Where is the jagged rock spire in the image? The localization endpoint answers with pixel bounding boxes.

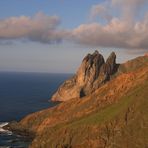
[101,52,116,75]
[76,50,105,85]
[51,51,117,102]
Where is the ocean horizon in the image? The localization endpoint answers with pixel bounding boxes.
[0,71,73,122]
[0,71,73,147]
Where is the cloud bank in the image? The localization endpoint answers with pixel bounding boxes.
[72,0,148,50]
[72,15,148,49]
[0,0,148,50]
[0,12,67,43]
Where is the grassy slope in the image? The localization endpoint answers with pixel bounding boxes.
[29,76,148,148]
[17,56,148,148]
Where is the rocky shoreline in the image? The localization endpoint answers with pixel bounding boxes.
[4,121,35,142]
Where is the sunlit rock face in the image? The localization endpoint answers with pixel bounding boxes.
[51,50,117,102]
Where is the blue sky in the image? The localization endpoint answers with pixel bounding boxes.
[0,0,100,28]
[0,0,147,73]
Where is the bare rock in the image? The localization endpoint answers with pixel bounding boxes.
[51,51,117,102]
[51,76,80,102]
[76,50,105,95]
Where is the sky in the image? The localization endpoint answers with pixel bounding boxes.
[0,0,148,73]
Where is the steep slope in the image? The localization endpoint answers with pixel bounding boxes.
[30,73,148,148]
[51,51,117,102]
[8,54,148,148]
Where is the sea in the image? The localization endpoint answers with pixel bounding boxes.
[0,72,73,148]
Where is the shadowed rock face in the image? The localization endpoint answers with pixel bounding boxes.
[104,52,116,75]
[51,51,117,102]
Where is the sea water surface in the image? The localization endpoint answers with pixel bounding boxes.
[0,72,73,148]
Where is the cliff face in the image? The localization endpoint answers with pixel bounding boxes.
[51,50,117,102]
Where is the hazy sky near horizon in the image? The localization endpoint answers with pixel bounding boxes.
[0,0,148,73]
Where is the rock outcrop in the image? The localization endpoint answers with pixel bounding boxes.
[51,50,117,102]
[17,55,148,148]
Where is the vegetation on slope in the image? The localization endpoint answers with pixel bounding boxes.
[29,70,148,148]
[9,56,148,148]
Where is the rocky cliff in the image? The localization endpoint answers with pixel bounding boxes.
[51,50,117,102]
[11,54,148,148]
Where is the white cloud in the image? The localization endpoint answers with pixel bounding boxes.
[90,4,112,21]
[0,12,67,43]
[0,0,148,51]
[112,0,148,21]
[71,0,148,50]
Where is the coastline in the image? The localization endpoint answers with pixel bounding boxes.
[0,121,34,148]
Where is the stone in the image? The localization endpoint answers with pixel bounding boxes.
[51,51,117,102]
